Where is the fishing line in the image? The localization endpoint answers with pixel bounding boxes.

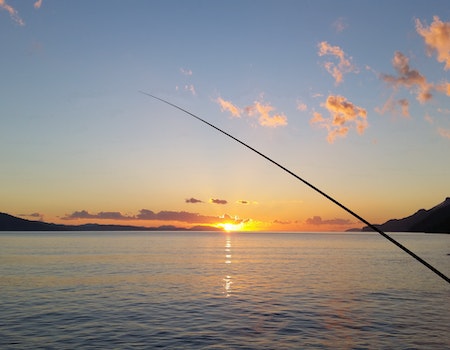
[140,91,450,284]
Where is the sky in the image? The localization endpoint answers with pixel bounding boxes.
[1,0,449,232]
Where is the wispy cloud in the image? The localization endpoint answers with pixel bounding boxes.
[376,96,410,118]
[296,100,308,112]
[180,68,193,76]
[62,210,134,220]
[185,84,196,96]
[381,51,432,103]
[437,127,450,139]
[19,212,44,221]
[306,216,352,226]
[0,0,25,25]
[245,100,288,127]
[63,209,221,224]
[416,16,450,70]
[216,95,288,127]
[34,0,43,9]
[317,41,357,85]
[332,17,348,33]
[185,197,203,204]
[310,95,368,143]
[210,198,228,205]
[216,97,242,117]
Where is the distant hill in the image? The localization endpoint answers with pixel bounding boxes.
[360,197,450,233]
[0,213,223,232]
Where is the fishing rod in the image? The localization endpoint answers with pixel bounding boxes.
[140,91,450,284]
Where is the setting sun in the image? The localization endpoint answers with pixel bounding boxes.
[219,223,243,232]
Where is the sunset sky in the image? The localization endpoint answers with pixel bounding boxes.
[1,1,449,231]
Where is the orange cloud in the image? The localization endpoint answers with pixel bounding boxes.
[381,51,432,103]
[34,0,43,9]
[311,95,368,143]
[216,97,242,117]
[217,96,287,127]
[416,16,450,70]
[317,41,357,85]
[0,0,24,25]
[246,101,288,127]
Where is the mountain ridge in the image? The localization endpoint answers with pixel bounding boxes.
[0,212,223,232]
[360,197,450,233]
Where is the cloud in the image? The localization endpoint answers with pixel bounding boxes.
[0,0,25,25]
[273,219,292,225]
[210,198,228,205]
[333,17,348,33]
[216,97,242,117]
[62,210,133,220]
[437,127,450,139]
[180,68,193,76]
[296,101,308,112]
[63,209,222,224]
[381,51,433,103]
[185,84,196,96]
[306,216,352,225]
[245,100,288,127]
[237,200,249,205]
[185,197,203,204]
[416,16,450,70]
[317,41,357,85]
[310,95,368,143]
[217,95,287,127]
[136,209,218,223]
[376,96,410,118]
[19,212,44,221]
[34,0,42,9]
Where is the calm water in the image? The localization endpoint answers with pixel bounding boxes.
[0,232,449,349]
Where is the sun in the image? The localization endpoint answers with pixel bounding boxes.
[219,223,243,232]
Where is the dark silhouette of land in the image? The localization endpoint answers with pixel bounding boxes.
[353,197,450,233]
[1,197,449,233]
[0,212,223,232]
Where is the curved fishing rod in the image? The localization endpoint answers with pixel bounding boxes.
[140,91,450,284]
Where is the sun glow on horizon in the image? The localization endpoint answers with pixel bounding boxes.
[219,222,244,232]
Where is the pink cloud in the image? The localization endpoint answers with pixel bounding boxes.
[376,96,410,118]
[311,95,368,143]
[416,16,450,70]
[34,0,43,9]
[306,216,352,225]
[317,41,357,85]
[332,17,348,33]
[296,101,307,112]
[180,68,193,76]
[381,51,433,103]
[0,0,25,25]
[437,127,450,139]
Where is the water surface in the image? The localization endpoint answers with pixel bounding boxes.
[1,232,449,349]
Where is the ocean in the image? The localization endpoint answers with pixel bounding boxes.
[0,232,449,349]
